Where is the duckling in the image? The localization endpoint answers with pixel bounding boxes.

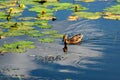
[63,34,83,44]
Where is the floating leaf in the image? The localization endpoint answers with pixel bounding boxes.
[104,4,120,14]
[0,41,35,53]
[74,12,102,19]
[42,30,58,35]
[39,38,55,43]
[38,25,53,29]
[0,11,6,20]
[75,0,95,2]
[51,34,63,38]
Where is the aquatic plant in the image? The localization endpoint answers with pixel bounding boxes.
[29,5,54,13]
[76,0,95,2]
[117,0,120,2]
[7,7,24,14]
[3,30,24,37]
[38,25,53,29]
[103,14,120,20]
[42,30,58,35]
[18,0,35,5]
[104,4,120,14]
[51,34,63,38]
[0,11,6,20]
[74,12,102,19]
[103,4,120,20]
[0,41,35,53]
[0,29,6,39]
[52,3,73,10]
[70,4,88,12]
[26,30,44,37]
[18,17,35,21]
[0,22,36,37]
[39,38,55,43]
[19,4,26,9]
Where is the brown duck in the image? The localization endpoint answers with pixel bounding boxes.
[63,34,83,44]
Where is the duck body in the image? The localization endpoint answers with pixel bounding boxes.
[63,34,83,44]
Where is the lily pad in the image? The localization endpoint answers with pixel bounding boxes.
[42,30,58,35]
[38,25,53,29]
[3,30,24,37]
[51,34,63,38]
[51,2,73,10]
[0,11,6,20]
[75,0,95,2]
[74,12,102,19]
[103,14,120,20]
[103,4,120,20]
[29,5,54,13]
[18,17,35,21]
[0,41,35,53]
[117,0,120,2]
[104,4,120,14]
[39,38,55,43]
[27,30,44,37]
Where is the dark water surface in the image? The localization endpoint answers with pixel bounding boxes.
[0,0,120,80]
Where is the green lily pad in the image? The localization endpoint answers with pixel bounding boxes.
[34,20,48,25]
[18,17,35,21]
[51,2,74,10]
[74,12,102,19]
[70,4,88,12]
[104,4,120,14]
[42,30,58,35]
[0,41,35,53]
[39,38,55,43]
[75,0,95,2]
[38,25,53,29]
[27,30,44,37]
[29,5,54,13]
[51,34,63,38]
[3,30,24,37]
[103,14,120,20]
[117,0,120,2]
[18,0,35,5]
[103,4,120,20]
[0,11,6,20]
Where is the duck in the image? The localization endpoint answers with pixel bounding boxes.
[63,34,83,44]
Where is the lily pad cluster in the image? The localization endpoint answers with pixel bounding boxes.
[1,0,120,54]
[0,41,35,53]
[74,12,102,20]
[103,4,120,20]
[75,0,95,2]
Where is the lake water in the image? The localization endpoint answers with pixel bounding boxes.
[0,0,120,80]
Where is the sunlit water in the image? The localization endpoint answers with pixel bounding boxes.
[0,0,120,80]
